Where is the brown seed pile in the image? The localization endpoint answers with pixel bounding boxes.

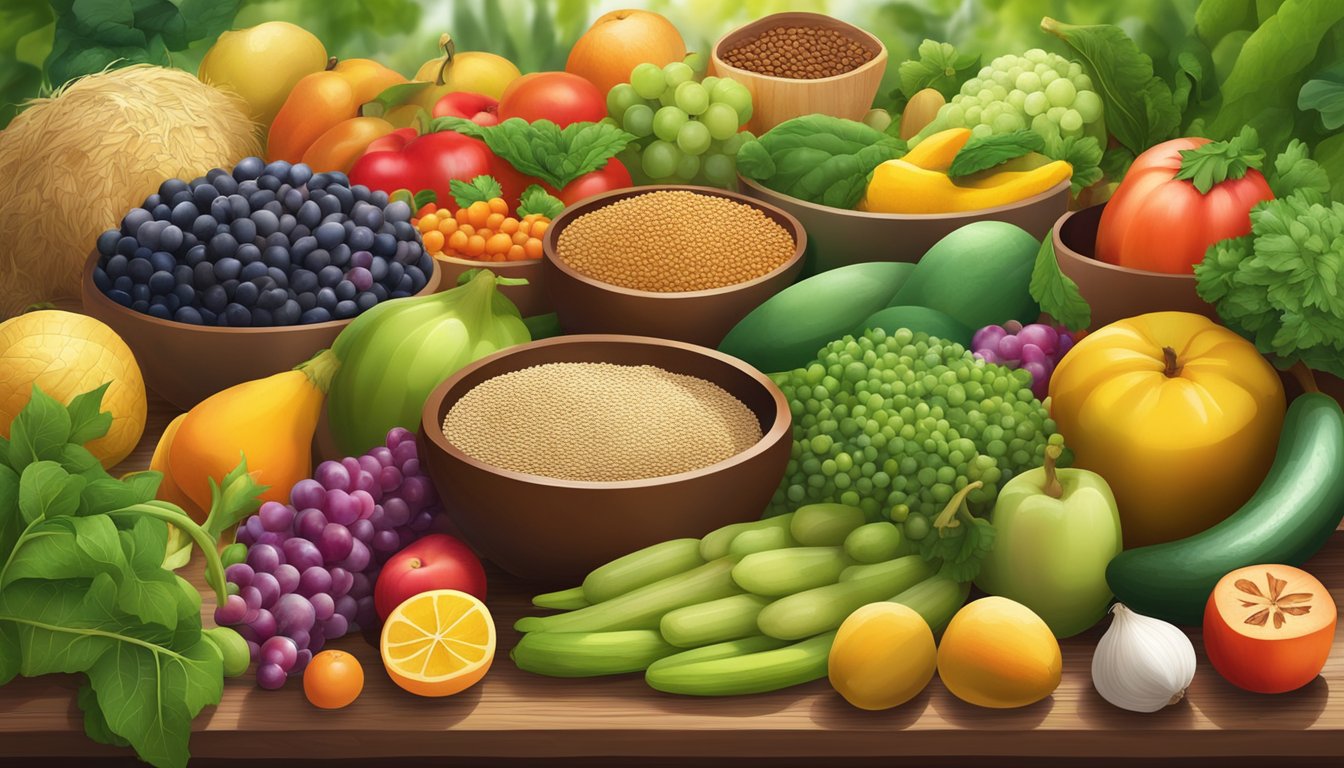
[555,191,795,292]
[722,26,875,79]
[442,362,763,482]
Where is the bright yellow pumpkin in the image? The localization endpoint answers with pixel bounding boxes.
[1048,311,1285,548]
[0,310,146,467]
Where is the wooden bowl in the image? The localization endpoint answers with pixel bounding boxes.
[710,12,888,135]
[432,255,549,317]
[418,334,793,582]
[1053,204,1217,330]
[81,251,441,410]
[739,175,1068,276]
[542,186,806,348]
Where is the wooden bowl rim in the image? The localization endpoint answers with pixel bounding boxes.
[433,254,542,271]
[738,175,1071,222]
[82,248,442,335]
[420,333,793,491]
[711,11,889,86]
[542,184,807,300]
[1051,205,1199,283]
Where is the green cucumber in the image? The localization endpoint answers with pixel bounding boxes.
[645,632,835,696]
[511,630,678,677]
[700,513,793,560]
[532,586,589,611]
[756,555,936,640]
[732,547,848,596]
[1106,393,1344,625]
[789,503,868,546]
[718,261,916,374]
[582,538,704,603]
[660,594,772,648]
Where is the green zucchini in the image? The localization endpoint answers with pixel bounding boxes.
[511,630,678,677]
[1106,393,1344,625]
[718,261,915,374]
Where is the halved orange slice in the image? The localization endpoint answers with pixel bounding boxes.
[380,589,496,697]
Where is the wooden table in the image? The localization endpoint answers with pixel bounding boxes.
[2,391,1341,767]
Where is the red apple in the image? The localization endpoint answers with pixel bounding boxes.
[374,534,487,620]
[498,71,605,127]
[433,91,500,126]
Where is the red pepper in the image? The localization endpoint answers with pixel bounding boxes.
[349,130,527,212]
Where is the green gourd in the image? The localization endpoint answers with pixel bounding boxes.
[326,269,531,456]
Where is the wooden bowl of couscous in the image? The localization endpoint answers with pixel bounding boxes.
[542,186,806,348]
[419,334,793,582]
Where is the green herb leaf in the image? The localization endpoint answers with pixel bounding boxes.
[8,386,71,470]
[948,130,1044,177]
[736,115,906,209]
[1299,76,1344,130]
[1042,17,1181,155]
[1174,126,1265,193]
[1270,139,1332,198]
[433,116,634,190]
[450,175,503,209]
[3,514,120,587]
[1043,134,1104,193]
[65,383,112,447]
[1029,232,1091,331]
[1173,50,1204,115]
[17,460,82,524]
[898,39,979,100]
[201,456,267,543]
[517,184,563,219]
[60,444,103,479]
[78,683,131,748]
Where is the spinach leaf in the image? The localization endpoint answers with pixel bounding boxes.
[17,460,83,524]
[65,383,113,447]
[8,386,71,470]
[736,115,906,209]
[1029,232,1091,331]
[948,130,1043,177]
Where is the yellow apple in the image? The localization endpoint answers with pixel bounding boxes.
[412,35,521,110]
[199,21,328,128]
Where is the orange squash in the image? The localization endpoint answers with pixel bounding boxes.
[158,350,338,517]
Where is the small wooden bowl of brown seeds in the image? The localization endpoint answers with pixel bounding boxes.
[419,334,793,582]
[542,185,806,348]
[710,12,888,134]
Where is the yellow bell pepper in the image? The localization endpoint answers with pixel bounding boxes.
[1048,312,1286,548]
[901,128,971,171]
[861,157,1072,214]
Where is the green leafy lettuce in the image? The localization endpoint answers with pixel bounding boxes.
[1196,192,1344,377]
[735,115,907,209]
[433,116,634,190]
[0,383,260,768]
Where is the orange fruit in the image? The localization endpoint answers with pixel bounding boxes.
[304,650,365,709]
[380,589,495,697]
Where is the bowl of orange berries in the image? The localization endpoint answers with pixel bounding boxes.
[412,184,554,317]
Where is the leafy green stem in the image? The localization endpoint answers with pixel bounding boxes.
[0,615,194,662]
[0,518,47,590]
[110,504,228,607]
[1175,126,1265,193]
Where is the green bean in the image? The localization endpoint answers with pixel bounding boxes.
[699,513,793,560]
[843,521,910,563]
[532,586,589,610]
[727,523,793,557]
[790,503,867,546]
[645,632,836,696]
[757,555,935,640]
[660,594,771,648]
[514,557,740,634]
[731,547,848,596]
[582,538,704,603]
[511,630,678,677]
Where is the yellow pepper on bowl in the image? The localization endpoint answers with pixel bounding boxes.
[860,128,1072,214]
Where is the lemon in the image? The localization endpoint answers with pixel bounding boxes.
[0,311,146,467]
[829,602,936,710]
[936,596,1062,708]
[381,589,496,697]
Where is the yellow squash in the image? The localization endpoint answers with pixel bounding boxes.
[158,349,339,522]
[900,127,971,171]
[1048,312,1285,548]
[862,157,1072,214]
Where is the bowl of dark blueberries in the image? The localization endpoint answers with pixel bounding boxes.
[83,156,440,409]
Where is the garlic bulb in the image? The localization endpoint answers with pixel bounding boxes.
[1091,602,1196,712]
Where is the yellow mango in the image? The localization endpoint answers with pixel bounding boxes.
[828,603,936,710]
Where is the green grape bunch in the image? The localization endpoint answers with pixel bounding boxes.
[768,327,1065,551]
[603,60,755,189]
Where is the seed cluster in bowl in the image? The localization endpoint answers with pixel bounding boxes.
[555,190,795,293]
[722,25,875,79]
[442,362,763,482]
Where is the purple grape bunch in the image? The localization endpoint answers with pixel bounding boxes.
[972,320,1076,400]
[214,427,439,689]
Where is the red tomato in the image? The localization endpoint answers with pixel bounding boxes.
[1095,137,1274,275]
[548,159,633,206]
[374,534,487,621]
[498,72,606,127]
[350,130,528,212]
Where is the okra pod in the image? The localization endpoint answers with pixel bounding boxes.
[660,594,771,648]
[582,538,704,603]
[514,557,740,634]
[699,513,793,560]
[843,521,911,563]
[790,503,867,546]
[511,630,678,677]
[645,632,836,696]
[532,586,589,610]
[731,547,848,596]
[757,555,936,640]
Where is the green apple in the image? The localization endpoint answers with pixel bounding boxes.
[975,445,1122,638]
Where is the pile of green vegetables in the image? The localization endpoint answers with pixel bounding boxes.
[0,384,260,768]
[514,503,968,695]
